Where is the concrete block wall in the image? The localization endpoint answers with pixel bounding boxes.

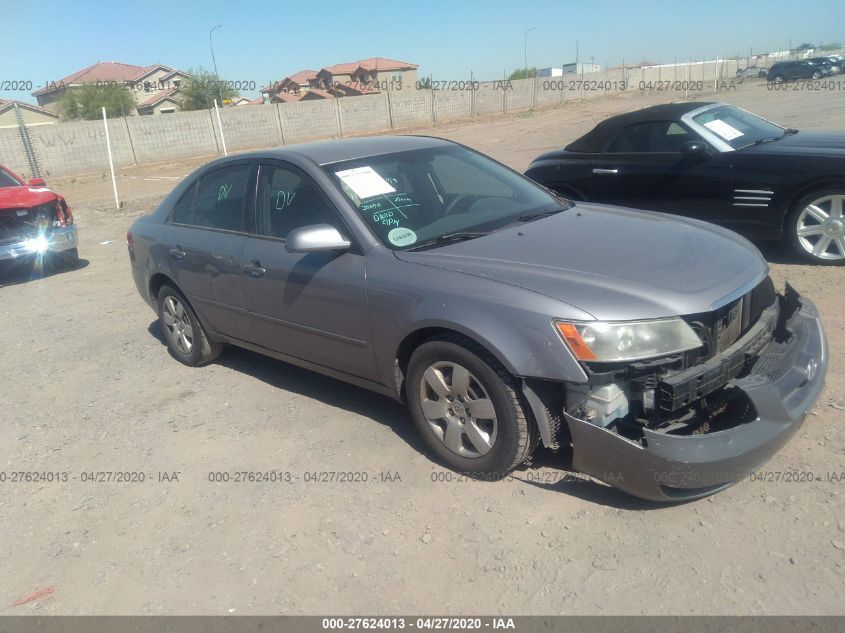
[218,105,281,151]
[0,127,32,178]
[338,93,390,135]
[279,100,339,144]
[0,59,745,178]
[389,91,434,128]
[126,110,218,166]
[434,90,472,122]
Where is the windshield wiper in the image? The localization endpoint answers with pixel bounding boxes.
[517,208,566,222]
[405,231,489,251]
[750,128,799,146]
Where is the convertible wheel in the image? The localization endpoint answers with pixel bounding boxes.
[788,190,845,265]
[157,284,223,366]
[407,335,537,476]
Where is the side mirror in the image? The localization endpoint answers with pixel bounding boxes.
[681,141,708,157]
[285,224,351,253]
[29,178,46,187]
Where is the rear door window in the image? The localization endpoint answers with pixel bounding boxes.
[193,164,252,232]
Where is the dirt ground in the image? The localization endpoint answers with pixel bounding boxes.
[1,81,844,615]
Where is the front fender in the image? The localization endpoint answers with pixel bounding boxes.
[366,249,590,390]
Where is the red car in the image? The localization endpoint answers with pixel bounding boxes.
[0,164,78,269]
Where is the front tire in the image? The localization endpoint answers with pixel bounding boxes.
[157,284,223,366]
[787,189,845,265]
[55,247,79,270]
[406,335,537,476]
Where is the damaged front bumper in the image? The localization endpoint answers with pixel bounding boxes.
[0,225,78,262]
[564,288,827,502]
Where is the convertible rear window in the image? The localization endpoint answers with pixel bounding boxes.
[327,146,566,250]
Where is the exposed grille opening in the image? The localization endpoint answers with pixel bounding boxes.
[684,276,776,362]
[0,202,60,245]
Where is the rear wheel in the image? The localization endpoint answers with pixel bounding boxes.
[772,74,785,83]
[811,71,823,80]
[157,284,223,366]
[787,189,845,264]
[406,335,537,476]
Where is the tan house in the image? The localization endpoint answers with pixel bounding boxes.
[261,69,317,99]
[0,99,60,128]
[265,58,417,103]
[311,57,418,91]
[32,61,190,116]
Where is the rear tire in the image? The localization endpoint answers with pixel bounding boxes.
[406,334,537,477]
[157,284,223,366]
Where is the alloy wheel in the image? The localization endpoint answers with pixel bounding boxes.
[418,361,498,458]
[795,194,845,262]
[162,295,194,354]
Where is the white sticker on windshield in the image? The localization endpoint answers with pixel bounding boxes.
[335,166,396,199]
[388,227,417,247]
[702,119,744,141]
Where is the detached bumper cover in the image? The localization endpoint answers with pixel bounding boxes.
[565,290,827,502]
[0,225,78,262]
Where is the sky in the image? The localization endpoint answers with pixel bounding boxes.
[0,0,843,102]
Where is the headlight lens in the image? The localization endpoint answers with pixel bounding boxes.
[555,318,702,362]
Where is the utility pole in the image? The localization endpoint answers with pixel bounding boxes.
[210,25,224,106]
[524,27,536,76]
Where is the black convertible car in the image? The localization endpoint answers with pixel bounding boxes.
[525,102,845,264]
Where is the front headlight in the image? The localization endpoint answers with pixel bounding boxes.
[554,317,702,362]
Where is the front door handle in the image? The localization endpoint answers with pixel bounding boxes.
[169,246,186,261]
[244,260,266,278]
[592,168,619,175]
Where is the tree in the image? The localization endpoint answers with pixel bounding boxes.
[793,42,815,51]
[818,42,842,51]
[508,67,537,80]
[178,67,238,111]
[57,83,136,120]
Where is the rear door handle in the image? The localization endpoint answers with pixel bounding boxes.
[592,168,619,175]
[169,246,186,261]
[244,260,266,278]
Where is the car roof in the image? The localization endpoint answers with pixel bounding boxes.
[226,135,454,168]
[565,102,717,152]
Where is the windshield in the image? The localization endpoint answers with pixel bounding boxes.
[0,168,21,188]
[327,145,568,250]
[692,105,785,149]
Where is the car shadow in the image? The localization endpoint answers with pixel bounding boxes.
[511,448,674,510]
[753,240,812,266]
[146,320,425,454]
[0,257,90,287]
[147,319,683,510]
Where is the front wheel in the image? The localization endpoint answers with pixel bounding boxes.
[811,71,823,80]
[54,247,79,270]
[406,335,537,476]
[787,189,845,264]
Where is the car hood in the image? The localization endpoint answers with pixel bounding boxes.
[0,185,59,210]
[394,203,768,321]
[741,131,845,156]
